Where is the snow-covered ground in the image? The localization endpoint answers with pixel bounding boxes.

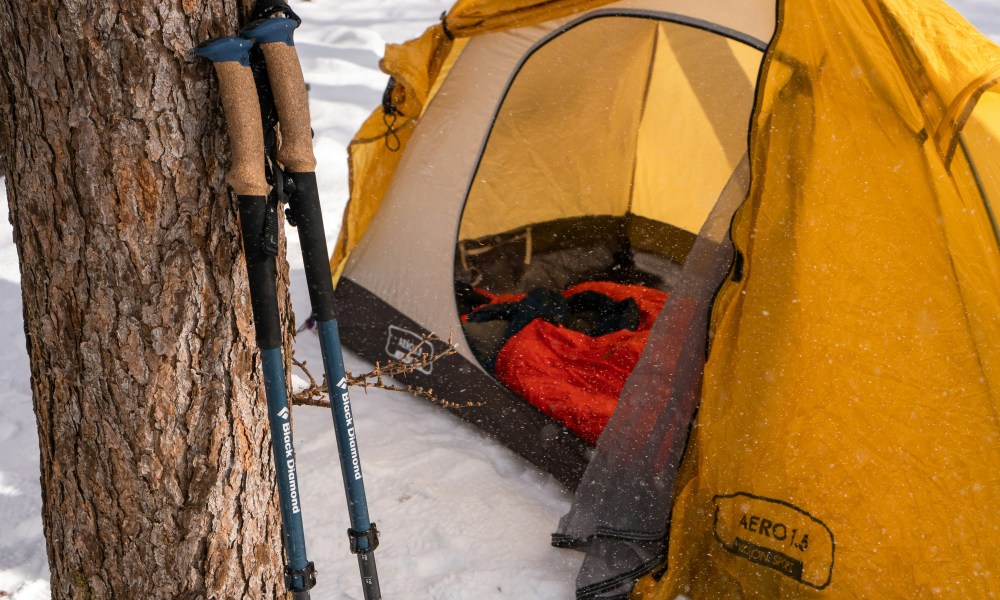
[0,0,997,598]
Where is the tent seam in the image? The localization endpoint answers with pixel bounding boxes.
[938,68,1000,168]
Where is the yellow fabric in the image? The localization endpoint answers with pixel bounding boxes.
[332,0,620,277]
[631,30,761,233]
[459,19,763,241]
[960,86,1000,229]
[861,0,1000,162]
[446,0,619,35]
[636,0,1000,598]
[331,26,449,279]
[460,17,655,240]
[332,32,468,282]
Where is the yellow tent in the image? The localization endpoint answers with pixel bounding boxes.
[331,0,776,489]
[329,0,1000,596]
[633,0,1000,597]
[332,0,775,280]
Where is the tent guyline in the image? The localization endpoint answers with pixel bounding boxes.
[196,2,382,598]
[289,332,475,410]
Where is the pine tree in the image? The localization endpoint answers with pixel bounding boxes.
[0,2,292,596]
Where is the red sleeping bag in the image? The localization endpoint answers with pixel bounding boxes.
[470,281,667,445]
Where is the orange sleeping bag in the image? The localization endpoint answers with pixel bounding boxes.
[468,281,667,444]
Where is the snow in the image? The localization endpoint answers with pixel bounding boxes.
[0,0,996,597]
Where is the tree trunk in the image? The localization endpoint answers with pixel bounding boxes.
[0,2,292,598]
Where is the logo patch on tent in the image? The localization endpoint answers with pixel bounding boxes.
[713,492,834,589]
[385,325,435,375]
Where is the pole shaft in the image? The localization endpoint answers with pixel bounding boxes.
[261,347,310,576]
[238,196,315,597]
[288,175,382,600]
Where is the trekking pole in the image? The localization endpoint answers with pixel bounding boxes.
[195,37,317,600]
[241,15,383,600]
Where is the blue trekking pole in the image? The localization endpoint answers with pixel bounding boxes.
[242,10,382,600]
[195,37,316,599]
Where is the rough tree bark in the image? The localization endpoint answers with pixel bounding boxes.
[0,2,295,598]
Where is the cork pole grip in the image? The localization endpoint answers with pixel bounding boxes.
[213,61,270,196]
[259,42,318,173]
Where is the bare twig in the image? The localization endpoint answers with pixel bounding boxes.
[291,332,482,409]
[291,357,328,407]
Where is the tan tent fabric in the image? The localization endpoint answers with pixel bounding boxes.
[333,0,776,278]
[332,0,621,279]
[635,0,1000,597]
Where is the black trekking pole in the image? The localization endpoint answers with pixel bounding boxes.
[241,12,383,600]
[195,37,317,600]
[241,9,382,600]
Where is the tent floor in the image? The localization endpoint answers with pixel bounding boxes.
[334,277,594,489]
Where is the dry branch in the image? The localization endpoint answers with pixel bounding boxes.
[291,332,482,410]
